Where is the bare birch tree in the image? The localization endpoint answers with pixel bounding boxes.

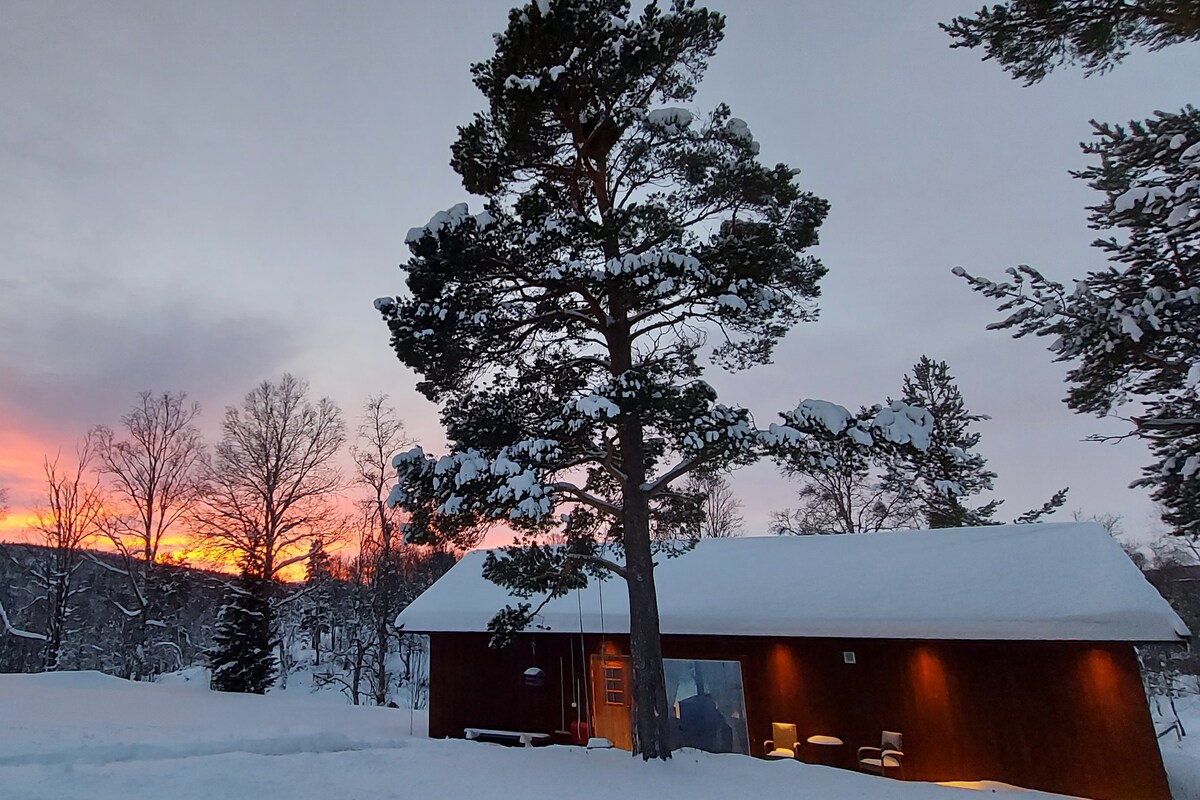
[351,394,413,706]
[92,391,206,678]
[770,436,922,535]
[0,441,107,670]
[192,374,346,581]
[192,375,345,688]
[685,474,745,538]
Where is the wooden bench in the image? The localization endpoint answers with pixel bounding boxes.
[464,727,551,748]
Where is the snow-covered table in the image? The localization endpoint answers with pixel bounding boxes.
[805,735,844,767]
[807,735,844,747]
[464,727,551,748]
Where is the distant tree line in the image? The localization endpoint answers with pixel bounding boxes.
[0,543,224,675]
[0,377,455,705]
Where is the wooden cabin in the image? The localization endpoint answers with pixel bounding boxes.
[398,523,1187,800]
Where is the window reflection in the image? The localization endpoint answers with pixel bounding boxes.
[665,658,749,755]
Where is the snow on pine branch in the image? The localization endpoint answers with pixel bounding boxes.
[388,388,933,543]
[955,110,1200,424]
[761,399,933,451]
[760,399,934,476]
[390,440,562,526]
[953,107,1200,532]
[402,202,497,246]
[1109,128,1200,240]
[387,203,799,336]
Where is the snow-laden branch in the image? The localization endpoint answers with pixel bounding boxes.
[550,483,622,517]
[113,601,142,618]
[0,598,47,641]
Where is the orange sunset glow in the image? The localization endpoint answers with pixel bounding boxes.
[1,433,336,583]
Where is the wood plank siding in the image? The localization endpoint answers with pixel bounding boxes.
[425,632,1171,800]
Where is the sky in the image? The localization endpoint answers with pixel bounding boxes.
[2,0,1198,550]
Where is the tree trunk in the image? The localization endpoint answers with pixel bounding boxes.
[44,575,68,672]
[374,620,389,706]
[620,418,673,760]
[352,640,365,706]
[277,638,289,689]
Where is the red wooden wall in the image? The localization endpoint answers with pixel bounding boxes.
[425,632,1171,800]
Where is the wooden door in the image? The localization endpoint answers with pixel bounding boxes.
[590,654,632,750]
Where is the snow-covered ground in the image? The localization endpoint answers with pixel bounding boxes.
[0,671,1091,800]
[1155,690,1200,799]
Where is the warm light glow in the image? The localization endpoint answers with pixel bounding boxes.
[2,505,316,583]
[0,512,38,538]
[600,639,624,656]
[768,642,801,687]
[911,645,950,706]
[1080,647,1122,714]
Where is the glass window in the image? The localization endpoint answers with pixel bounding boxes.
[664,658,749,755]
[603,664,625,705]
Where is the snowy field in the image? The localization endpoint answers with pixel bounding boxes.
[1156,690,1200,800]
[0,671,1101,800]
[5,671,1200,800]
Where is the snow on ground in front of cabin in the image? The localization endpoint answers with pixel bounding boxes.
[1156,691,1200,799]
[0,671,1082,800]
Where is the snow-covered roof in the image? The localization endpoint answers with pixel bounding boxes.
[397,523,1189,643]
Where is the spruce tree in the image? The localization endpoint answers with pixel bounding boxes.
[892,357,997,528]
[891,356,1067,527]
[373,0,933,758]
[208,568,275,694]
[301,540,334,666]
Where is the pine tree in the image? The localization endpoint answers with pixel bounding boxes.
[373,0,932,758]
[957,108,1199,535]
[208,568,275,694]
[941,1,1200,85]
[891,357,996,527]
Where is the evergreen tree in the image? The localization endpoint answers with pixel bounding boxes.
[957,108,1199,535]
[892,357,999,527]
[373,0,931,758]
[893,356,1068,527]
[941,1,1200,85]
[208,567,275,694]
[301,540,334,666]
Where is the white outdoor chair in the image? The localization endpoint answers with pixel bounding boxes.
[857,730,903,778]
[764,721,801,759]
